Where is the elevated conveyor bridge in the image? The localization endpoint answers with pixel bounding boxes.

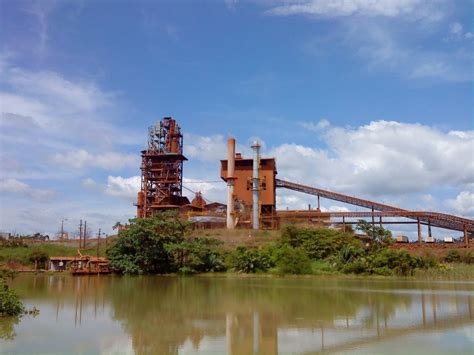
[275,179,474,240]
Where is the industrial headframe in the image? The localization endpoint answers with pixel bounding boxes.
[136,117,190,218]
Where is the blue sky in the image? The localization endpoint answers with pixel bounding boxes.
[0,0,473,238]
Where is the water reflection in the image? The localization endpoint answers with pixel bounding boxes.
[1,275,473,354]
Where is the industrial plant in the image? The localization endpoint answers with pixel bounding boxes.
[135,117,473,245]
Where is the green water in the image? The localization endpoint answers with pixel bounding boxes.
[0,274,473,354]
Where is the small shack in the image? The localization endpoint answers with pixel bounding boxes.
[49,256,77,271]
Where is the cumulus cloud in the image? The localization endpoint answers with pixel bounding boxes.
[274,120,474,197]
[0,178,55,200]
[184,134,227,162]
[182,177,226,203]
[51,149,138,170]
[184,134,251,162]
[446,191,474,217]
[105,176,141,200]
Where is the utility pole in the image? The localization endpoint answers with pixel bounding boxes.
[83,221,87,248]
[105,234,108,249]
[96,228,101,258]
[79,220,83,249]
[60,218,67,240]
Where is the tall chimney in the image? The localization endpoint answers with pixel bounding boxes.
[226,138,236,229]
[251,141,261,230]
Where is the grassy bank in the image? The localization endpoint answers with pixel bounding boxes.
[0,240,107,270]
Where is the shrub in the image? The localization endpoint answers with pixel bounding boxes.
[460,251,474,264]
[172,237,226,273]
[280,225,362,260]
[0,280,24,317]
[341,259,368,274]
[444,250,461,263]
[228,247,273,273]
[275,246,312,275]
[337,245,365,263]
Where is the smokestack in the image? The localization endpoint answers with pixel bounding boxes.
[226,138,236,229]
[251,140,261,230]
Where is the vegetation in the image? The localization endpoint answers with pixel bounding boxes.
[107,212,226,274]
[0,242,105,269]
[0,213,472,280]
[275,246,312,275]
[0,271,24,317]
[227,246,273,273]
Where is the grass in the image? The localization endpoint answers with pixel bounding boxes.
[0,240,108,269]
[311,260,338,275]
[413,263,474,280]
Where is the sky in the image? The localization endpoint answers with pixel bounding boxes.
[0,0,473,239]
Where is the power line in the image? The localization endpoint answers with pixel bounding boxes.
[183,180,224,184]
[182,184,214,204]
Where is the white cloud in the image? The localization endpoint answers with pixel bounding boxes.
[351,22,472,82]
[184,134,228,162]
[0,178,55,200]
[7,68,112,112]
[105,176,141,200]
[446,22,474,41]
[274,120,474,197]
[266,0,444,21]
[300,119,330,132]
[184,133,253,162]
[446,191,474,217]
[81,178,97,189]
[450,22,462,34]
[51,149,138,170]
[182,177,226,203]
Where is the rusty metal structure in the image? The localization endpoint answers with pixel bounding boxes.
[220,150,277,229]
[275,179,474,233]
[136,117,189,218]
[218,138,472,244]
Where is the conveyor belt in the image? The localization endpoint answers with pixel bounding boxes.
[276,179,474,232]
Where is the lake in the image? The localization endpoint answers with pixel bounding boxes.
[1,274,473,354]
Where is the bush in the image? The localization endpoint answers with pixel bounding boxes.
[444,250,461,263]
[341,259,368,274]
[172,237,226,273]
[280,225,362,260]
[227,247,273,273]
[275,246,312,275]
[0,280,24,317]
[460,251,474,264]
[337,245,365,263]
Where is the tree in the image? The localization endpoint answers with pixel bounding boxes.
[356,220,393,251]
[28,251,49,270]
[107,212,191,274]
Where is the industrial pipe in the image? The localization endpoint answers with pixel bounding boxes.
[226,138,236,229]
[251,141,261,230]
